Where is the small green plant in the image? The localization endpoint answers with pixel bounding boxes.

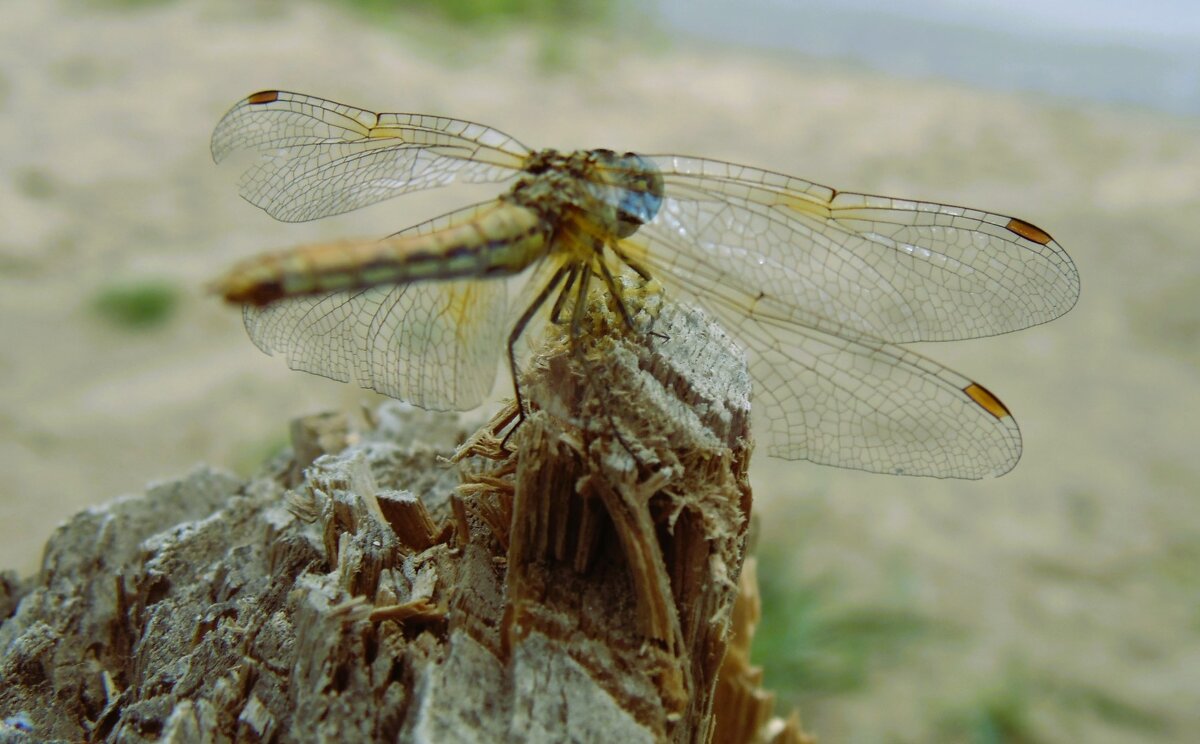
[322,0,619,28]
[232,432,292,477]
[85,0,177,9]
[752,545,936,697]
[15,169,55,200]
[936,675,1042,744]
[91,280,180,330]
[1060,682,1168,735]
[935,666,1169,743]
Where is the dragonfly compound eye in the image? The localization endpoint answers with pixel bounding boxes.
[612,153,665,238]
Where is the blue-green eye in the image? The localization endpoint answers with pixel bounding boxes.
[612,153,664,237]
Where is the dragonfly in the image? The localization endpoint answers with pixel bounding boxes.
[210,90,1079,479]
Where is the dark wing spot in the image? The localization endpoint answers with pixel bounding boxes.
[1005,217,1053,245]
[246,90,281,105]
[963,382,1011,419]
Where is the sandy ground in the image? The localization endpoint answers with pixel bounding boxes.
[1,0,1198,740]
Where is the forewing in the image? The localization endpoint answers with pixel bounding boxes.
[643,155,1079,343]
[212,90,530,222]
[241,204,510,410]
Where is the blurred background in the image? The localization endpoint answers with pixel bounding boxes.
[1,0,1197,740]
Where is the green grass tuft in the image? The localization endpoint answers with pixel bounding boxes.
[936,667,1170,743]
[320,0,619,28]
[231,432,292,477]
[937,676,1043,744]
[85,0,177,9]
[90,280,180,330]
[751,546,937,697]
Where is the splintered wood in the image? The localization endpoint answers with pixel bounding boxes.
[453,293,758,742]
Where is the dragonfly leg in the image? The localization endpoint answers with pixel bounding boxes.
[548,264,579,325]
[576,262,657,470]
[568,262,594,339]
[501,263,572,452]
[608,243,670,344]
[610,243,653,282]
[596,258,635,332]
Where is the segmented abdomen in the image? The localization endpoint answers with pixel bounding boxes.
[212,202,549,306]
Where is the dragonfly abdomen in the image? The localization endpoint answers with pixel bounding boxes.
[213,202,549,307]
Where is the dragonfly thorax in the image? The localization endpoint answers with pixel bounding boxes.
[513,148,665,243]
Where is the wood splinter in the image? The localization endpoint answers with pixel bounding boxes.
[455,288,760,742]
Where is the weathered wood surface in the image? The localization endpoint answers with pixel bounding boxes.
[0,296,810,743]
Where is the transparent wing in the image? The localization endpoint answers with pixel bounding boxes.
[242,204,510,410]
[642,155,1080,343]
[629,228,1021,478]
[212,90,530,222]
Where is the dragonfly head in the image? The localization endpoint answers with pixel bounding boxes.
[590,149,664,238]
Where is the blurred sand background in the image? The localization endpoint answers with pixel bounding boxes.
[1,0,1197,740]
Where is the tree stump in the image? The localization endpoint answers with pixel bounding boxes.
[0,294,811,743]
